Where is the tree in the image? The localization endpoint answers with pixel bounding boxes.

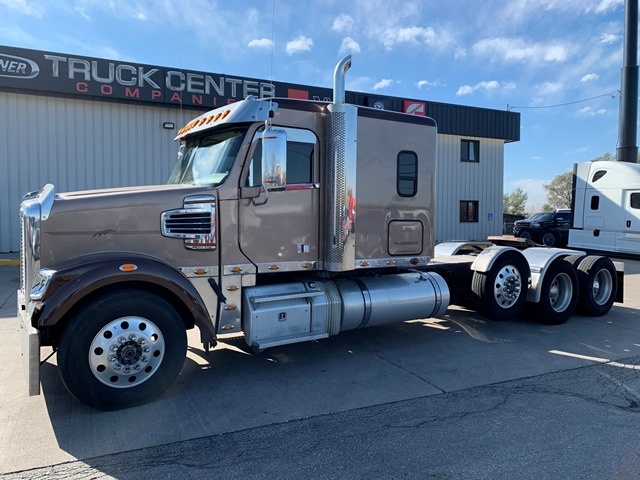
[503,187,528,214]
[543,171,572,210]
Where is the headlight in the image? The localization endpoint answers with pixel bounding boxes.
[532,222,540,227]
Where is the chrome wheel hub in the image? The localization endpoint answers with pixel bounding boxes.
[89,316,165,388]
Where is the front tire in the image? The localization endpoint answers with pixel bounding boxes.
[471,251,529,321]
[57,289,187,410]
[533,259,578,325]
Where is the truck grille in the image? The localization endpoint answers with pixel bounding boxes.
[162,211,212,236]
[161,195,216,250]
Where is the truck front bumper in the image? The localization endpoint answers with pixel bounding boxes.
[17,289,40,396]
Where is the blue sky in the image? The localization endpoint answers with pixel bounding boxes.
[0,0,629,209]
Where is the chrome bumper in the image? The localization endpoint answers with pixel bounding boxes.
[17,289,40,396]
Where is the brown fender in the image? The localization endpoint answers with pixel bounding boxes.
[32,252,215,344]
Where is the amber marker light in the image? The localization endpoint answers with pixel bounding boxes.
[119,264,138,272]
[194,268,207,275]
[224,305,237,311]
[268,265,279,270]
[222,325,235,331]
[410,258,420,265]
[226,285,239,291]
[360,261,369,267]
[231,266,242,273]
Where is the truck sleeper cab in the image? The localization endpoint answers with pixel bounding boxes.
[17,56,623,410]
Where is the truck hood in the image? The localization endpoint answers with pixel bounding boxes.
[40,184,216,268]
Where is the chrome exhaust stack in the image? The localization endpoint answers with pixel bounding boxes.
[324,55,358,272]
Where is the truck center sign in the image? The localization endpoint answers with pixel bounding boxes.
[0,45,335,109]
[0,45,430,115]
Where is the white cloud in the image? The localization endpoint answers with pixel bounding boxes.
[380,25,454,51]
[454,47,466,59]
[0,0,44,17]
[580,73,599,82]
[596,0,624,14]
[373,79,394,90]
[135,12,147,21]
[456,85,473,96]
[332,13,354,33]
[339,36,360,55]
[456,80,515,96]
[285,36,313,55]
[248,38,274,49]
[537,81,564,96]
[472,37,570,64]
[600,33,619,44]
[415,80,446,89]
[578,106,608,116]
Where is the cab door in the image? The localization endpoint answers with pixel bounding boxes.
[617,190,640,253]
[238,127,320,271]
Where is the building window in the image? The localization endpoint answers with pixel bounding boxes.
[397,150,418,197]
[460,200,479,222]
[461,139,479,162]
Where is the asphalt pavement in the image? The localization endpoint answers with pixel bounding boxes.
[2,255,640,479]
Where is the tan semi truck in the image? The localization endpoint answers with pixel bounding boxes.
[17,56,623,410]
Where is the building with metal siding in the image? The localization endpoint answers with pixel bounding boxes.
[0,45,520,252]
[0,92,201,252]
[436,134,505,242]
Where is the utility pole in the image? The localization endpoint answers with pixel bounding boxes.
[617,0,639,163]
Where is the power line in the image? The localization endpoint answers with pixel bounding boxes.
[507,91,618,111]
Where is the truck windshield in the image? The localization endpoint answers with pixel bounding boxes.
[168,128,247,186]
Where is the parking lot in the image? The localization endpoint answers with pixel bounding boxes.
[2,255,640,478]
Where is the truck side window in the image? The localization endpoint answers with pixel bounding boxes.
[247,127,316,187]
[590,195,600,210]
[592,170,607,182]
[631,193,640,209]
[397,151,418,197]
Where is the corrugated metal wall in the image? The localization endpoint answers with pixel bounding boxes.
[0,92,508,252]
[0,92,201,252]
[435,134,505,243]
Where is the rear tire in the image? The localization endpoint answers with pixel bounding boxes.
[57,289,187,410]
[576,256,617,316]
[471,251,529,321]
[533,259,578,325]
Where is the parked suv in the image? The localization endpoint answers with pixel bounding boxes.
[512,209,571,247]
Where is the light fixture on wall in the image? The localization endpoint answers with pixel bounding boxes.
[162,122,175,130]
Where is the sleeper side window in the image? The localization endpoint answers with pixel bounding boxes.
[397,151,418,197]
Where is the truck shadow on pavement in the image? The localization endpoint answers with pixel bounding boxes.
[35,301,640,474]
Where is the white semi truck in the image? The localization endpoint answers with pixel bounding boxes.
[18,56,624,410]
[569,160,640,257]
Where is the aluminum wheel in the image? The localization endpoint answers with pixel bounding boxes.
[548,272,573,313]
[590,268,613,306]
[89,316,165,388]
[493,264,523,309]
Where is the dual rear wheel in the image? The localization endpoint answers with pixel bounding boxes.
[472,253,617,324]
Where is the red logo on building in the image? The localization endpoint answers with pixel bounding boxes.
[288,88,309,100]
[403,100,426,116]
